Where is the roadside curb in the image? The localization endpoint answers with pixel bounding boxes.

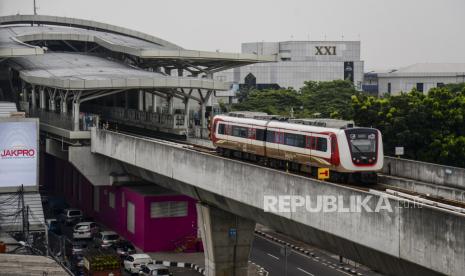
[254,230,364,276]
[152,259,269,275]
[248,260,269,276]
[152,260,205,275]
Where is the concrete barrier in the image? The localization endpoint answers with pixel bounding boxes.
[383,156,465,190]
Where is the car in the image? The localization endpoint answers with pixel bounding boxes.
[94,231,120,248]
[139,264,171,276]
[46,219,62,235]
[59,209,83,225]
[111,240,136,258]
[123,253,153,274]
[73,222,99,239]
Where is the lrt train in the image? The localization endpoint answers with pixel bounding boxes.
[209,112,384,183]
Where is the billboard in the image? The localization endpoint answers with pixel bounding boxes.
[344,61,354,82]
[0,119,39,188]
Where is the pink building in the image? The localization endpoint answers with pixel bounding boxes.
[42,154,201,252]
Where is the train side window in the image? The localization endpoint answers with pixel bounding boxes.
[266,131,275,143]
[256,129,265,141]
[307,136,317,149]
[232,126,248,138]
[274,132,282,144]
[225,125,232,135]
[248,128,255,139]
[218,124,225,134]
[284,133,305,148]
[306,136,313,148]
[316,137,327,152]
[239,127,248,138]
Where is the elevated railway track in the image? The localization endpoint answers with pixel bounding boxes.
[103,124,465,215]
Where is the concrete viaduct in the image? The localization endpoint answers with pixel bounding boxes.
[63,128,464,276]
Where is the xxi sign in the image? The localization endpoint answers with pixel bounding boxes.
[315,46,336,55]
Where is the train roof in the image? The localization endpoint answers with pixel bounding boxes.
[215,114,346,134]
[289,118,355,129]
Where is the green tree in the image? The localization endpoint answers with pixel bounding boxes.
[298,80,359,119]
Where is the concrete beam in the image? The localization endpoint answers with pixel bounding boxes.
[68,145,124,186]
[197,203,255,276]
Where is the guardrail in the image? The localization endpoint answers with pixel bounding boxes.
[29,109,99,132]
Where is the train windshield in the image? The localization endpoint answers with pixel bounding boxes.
[348,133,376,153]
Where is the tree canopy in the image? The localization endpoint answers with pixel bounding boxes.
[231,81,465,167]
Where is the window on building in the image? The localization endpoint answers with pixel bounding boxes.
[256,129,266,141]
[387,83,391,94]
[316,137,328,152]
[150,201,188,218]
[416,83,424,92]
[109,192,115,209]
[284,133,305,148]
[218,123,225,134]
[437,82,445,88]
[127,201,135,233]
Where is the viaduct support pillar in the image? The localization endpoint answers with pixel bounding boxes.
[197,203,255,276]
[31,86,37,110]
[73,101,80,131]
[138,90,144,111]
[39,87,46,109]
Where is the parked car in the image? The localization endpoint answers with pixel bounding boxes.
[46,219,62,235]
[59,209,83,225]
[139,264,171,276]
[94,231,120,248]
[73,222,99,239]
[111,240,136,258]
[123,253,153,274]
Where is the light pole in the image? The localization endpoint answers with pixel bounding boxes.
[280,245,290,276]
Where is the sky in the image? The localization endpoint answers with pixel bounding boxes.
[1,0,464,71]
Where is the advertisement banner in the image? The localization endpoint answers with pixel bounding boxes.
[0,120,38,187]
[344,61,354,82]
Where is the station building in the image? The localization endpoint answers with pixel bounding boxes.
[377,63,465,96]
[215,41,364,90]
[0,14,271,254]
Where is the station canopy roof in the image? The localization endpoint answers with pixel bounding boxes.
[9,53,229,90]
[0,15,276,66]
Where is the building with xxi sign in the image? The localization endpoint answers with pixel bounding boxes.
[215,40,364,91]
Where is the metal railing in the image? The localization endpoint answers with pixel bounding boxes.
[29,109,99,132]
[84,105,186,132]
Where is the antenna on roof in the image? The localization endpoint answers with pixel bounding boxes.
[33,0,38,15]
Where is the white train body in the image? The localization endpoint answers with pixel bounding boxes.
[210,114,383,173]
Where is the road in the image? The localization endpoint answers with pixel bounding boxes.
[251,235,355,276]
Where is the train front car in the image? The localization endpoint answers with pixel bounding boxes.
[337,127,384,183]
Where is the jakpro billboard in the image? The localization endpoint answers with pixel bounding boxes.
[0,119,39,188]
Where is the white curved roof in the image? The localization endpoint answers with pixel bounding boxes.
[0,14,276,63]
[0,14,182,49]
[10,53,228,90]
